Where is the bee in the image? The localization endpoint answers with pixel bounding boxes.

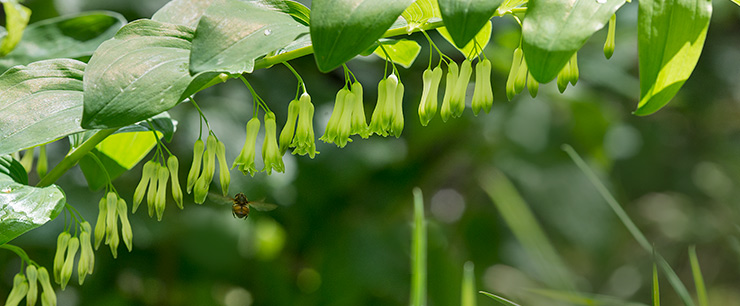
[210,192,277,219]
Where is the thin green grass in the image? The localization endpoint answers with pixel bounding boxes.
[462,262,477,306]
[479,169,577,292]
[689,246,708,306]
[480,291,523,306]
[653,261,660,306]
[411,187,427,306]
[528,288,649,306]
[562,144,696,306]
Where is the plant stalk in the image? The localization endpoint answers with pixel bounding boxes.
[37,128,118,187]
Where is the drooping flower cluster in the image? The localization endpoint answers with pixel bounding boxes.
[556,52,579,93]
[321,81,370,146]
[280,92,319,158]
[233,112,285,176]
[134,155,184,219]
[93,192,132,257]
[506,46,539,99]
[4,265,56,306]
[187,135,229,204]
[369,74,405,137]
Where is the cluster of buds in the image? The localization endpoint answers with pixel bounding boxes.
[369,73,405,137]
[53,221,95,290]
[556,52,579,93]
[4,265,56,306]
[320,81,370,147]
[279,92,319,158]
[506,46,539,100]
[135,156,183,219]
[187,135,229,204]
[93,192,133,258]
[233,112,285,176]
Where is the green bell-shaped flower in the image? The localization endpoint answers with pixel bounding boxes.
[320,87,353,147]
[262,112,285,174]
[349,81,370,138]
[279,98,300,154]
[233,117,261,176]
[418,66,443,126]
[472,59,493,115]
[441,62,459,122]
[292,92,318,158]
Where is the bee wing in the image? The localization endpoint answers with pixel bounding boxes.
[206,192,234,206]
[249,201,278,212]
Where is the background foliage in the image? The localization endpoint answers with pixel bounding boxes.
[1,0,740,305]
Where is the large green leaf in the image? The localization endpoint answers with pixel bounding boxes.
[0,59,86,155]
[0,167,65,245]
[310,0,414,72]
[372,39,421,68]
[522,0,625,83]
[189,0,308,75]
[437,20,491,58]
[0,0,31,56]
[437,0,502,48]
[0,11,126,72]
[79,132,159,191]
[152,0,216,28]
[82,19,196,129]
[634,0,711,115]
[401,0,441,33]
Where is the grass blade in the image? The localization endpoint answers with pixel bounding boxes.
[528,288,649,306]
[562,144,695,306]
[462,262,476,306]
[479,169,576,291]
[411,187,427,306]
[653,261,660,306]
[480,291,522,306]
[689,246,708,306]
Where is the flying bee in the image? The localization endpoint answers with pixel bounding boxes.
[209,192,277,219]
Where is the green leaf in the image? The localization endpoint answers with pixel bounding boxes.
[310,0,414,72]
[401,0,441,33]
[689,246,708,306]
[152,0,216,28]
[372,39,421,68]
[0,59,86,155]
[653,262,660,306]
[634,0,711,115]
[0,0,31,56]
[438,0,501,48]
[522,0,626,83]
[528,288,650,306]
[115,112,178,142]
[479,291,522,306]
[82,19,196,129]
[0,173,65,245]
[437,20,491,58]
[189,0,308,75]
[410,188,426,306]
[0,11,126,73]
[0,155,27,185]
[461,262,476,306]
[731,0,740,6]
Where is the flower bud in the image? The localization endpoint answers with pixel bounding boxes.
[146,163,160,216]
[186,139,205,194]
[382,74,399,128]
[292,92,318,158]
[391,80,405,138]
[452,59,472,118]
[53,232,70,283]
[349,82,370,138]
[80,221,94,273]
[78,231,91,285]
[26,265,38,306]
[19,148,33,174]
[37,267,56,306]
[514,54,529,95]
[506,47,523,101]
[214,141,230,196]
[441,61,459,122]
[568,52,579,86]
[105,192,117,244]
[279,98,300,154]
[117,198,133,252]
[369,77,389,136]
[108,221,119,259]
[193,174,210,204]
[202,135,217,183]
[5,273,28,306]
[262,112,285,174]
[557,60,570,93]
[233,117,260,176]
[418,67,443,125]
[155,165,170,221]
[37,145,47,178]
[472,59,493,115]
[321,87,350,146]
[60,237,79,289]
[133,160,156,213]
[604,14,616,59]
[527,72,539,98]
[167,156,184,209]
[94,197,106,250]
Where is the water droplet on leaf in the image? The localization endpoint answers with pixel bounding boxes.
[264,29,272,36]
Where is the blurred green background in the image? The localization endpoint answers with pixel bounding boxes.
[2,0,740,305]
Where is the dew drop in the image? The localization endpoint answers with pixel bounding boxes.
[1,187,12,193]
[264,29,272,36]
